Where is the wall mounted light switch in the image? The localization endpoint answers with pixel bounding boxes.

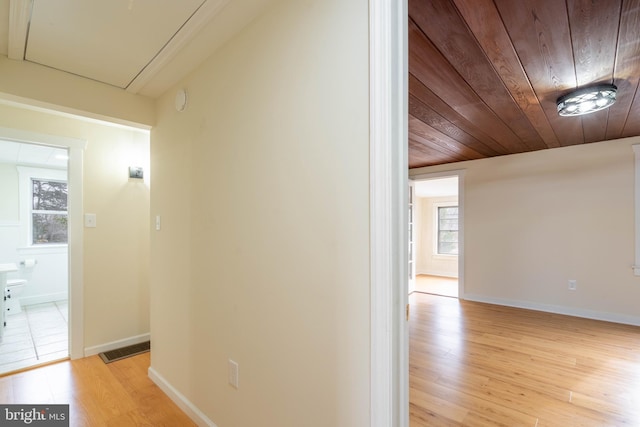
[84,213,97,228]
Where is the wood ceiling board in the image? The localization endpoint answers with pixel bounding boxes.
[25,0,205,88]
[408,74,507,156]
[410,0,547,152]
[409,95,500,157]
[568,0,620,143]
[409,19,529,155]
[494,0,585,147]
[622,89,640,137]
[609,0,640,139]
[409,140,459,168]
[569,0,620,86]
[451,0,561,149]
[409,116,485,161]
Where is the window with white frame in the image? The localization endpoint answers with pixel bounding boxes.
[31,179,68,244]
[437,206,458,255]
[17,166,68,247]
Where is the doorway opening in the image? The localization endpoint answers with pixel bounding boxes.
[409,172,463,299]
[0,138,79,374]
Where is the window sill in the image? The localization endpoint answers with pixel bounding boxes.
[433,254,458,260]
[18,245,68,255]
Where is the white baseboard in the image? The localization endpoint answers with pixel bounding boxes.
[463,293,640,327]
[417,270,458,278]
[20,292,68,307]
[84,333,150,357]
[148,367,217,427]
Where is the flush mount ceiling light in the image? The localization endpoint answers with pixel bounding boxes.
[556,84,617,117]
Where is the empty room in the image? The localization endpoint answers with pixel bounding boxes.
[407,0,640,425]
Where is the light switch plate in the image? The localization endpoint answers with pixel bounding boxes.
[84,213,97,228]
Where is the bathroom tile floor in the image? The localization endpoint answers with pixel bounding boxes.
[0,300,68,375]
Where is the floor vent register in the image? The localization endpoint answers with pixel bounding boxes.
[99,341,150,364]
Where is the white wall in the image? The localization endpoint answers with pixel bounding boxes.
[416,195,458,277]
[0,164,18,221]
[0,165,69,306]
[150,0,370,425]
[410,136,640,325]
[0,103,150,349]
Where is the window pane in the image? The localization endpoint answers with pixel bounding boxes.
[437,206,459,255]
[439,219,458,231]
[33,213,68,244]
[439,207,458,218]
[439,230,458,242]
[438,242,458,255]
[32,180,68,211]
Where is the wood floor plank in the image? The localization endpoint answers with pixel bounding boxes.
[0,353,196,427]
[410,293,640,426]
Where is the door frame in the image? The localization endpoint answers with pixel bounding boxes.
[369,0,408,425]
[410,170,466,299]
[0,126,86,359]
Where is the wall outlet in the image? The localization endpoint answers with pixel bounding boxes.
[568,279,577,291]
[228,359,239,389]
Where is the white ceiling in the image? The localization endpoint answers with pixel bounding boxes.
[26,0,206,89]
[0,0,276,98]
[0,139,68,168]
[414,177,458,198]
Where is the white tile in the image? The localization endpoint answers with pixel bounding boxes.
[55,302,69,323]
[37,341,69,358]
[26,313,64,324]
[24,303,57,313]
[2,325,31,339]
[33,333,68,347]
[0,301,70,372]
[0,347,37,364]
[0,357,39,376]
[30,325,67,339]
[0,338,34,354]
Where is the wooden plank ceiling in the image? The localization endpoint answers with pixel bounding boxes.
[408,0,640,168]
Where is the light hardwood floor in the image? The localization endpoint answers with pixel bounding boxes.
[2,297,638,426]
[409,292,640,426]
[0,352,195,426]
[414,274,458,298]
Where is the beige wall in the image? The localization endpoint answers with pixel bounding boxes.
[150,0,370,425]
[0,56,155,128]
[411,136,640,324]
[0,103,150,348]
[416,196,458,277]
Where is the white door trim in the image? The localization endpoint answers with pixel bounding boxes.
[369,0,408,425]
[0,126,86,359]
